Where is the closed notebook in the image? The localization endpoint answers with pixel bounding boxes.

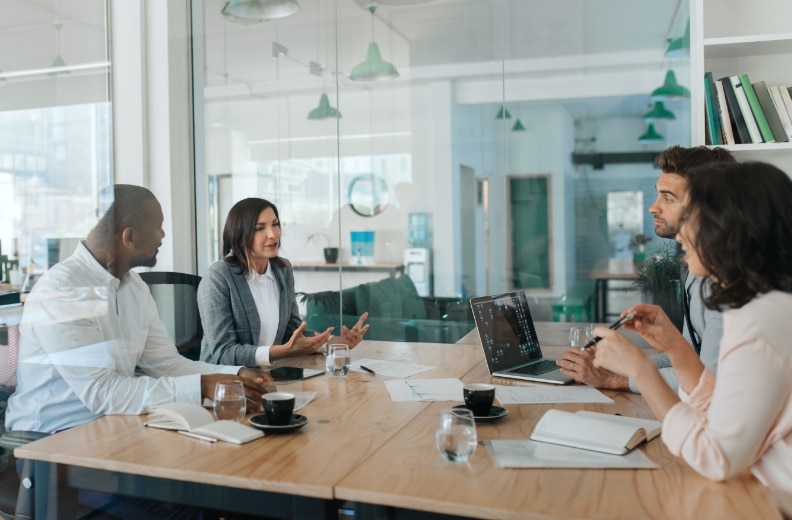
[145,402,263,444]
[530,409,661,455]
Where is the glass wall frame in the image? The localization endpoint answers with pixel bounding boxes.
[191,0,692,342]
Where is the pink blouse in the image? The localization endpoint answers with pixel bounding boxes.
[662,291,792,515]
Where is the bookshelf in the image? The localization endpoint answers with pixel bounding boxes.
[692,0,792,163]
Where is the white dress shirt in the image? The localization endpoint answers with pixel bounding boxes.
[247,267,280,366]
[6,242,240,434]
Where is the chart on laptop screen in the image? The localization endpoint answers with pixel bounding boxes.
[471,292,541,369]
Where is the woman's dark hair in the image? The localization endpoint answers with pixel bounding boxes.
[222,198,285,275]
[685,161,792,309]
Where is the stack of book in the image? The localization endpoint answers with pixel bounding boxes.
[704,72,792,145]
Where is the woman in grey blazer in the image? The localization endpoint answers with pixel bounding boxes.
[198,198,369,367]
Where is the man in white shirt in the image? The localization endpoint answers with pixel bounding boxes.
[6,185,274,518]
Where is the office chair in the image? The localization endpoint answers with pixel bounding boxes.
[138,272,203,360]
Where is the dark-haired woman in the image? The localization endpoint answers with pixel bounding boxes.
[198,198,369,367]
[591,161,792,516]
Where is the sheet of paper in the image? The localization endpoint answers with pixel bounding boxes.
[485,439,659,469]
[385,378,464,402]
[350,358,435,378]
[291,391,316,412]
[494,385,614,404]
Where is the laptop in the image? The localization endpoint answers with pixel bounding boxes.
[470,291,572,384]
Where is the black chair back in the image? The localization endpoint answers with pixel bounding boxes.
[138,272,202,361]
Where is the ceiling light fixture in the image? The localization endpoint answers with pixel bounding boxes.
[650,70,690,101]
[642,101,675,122]
[638,124,664,143]
[221,0,300,23]
[495,106,511,119]
[48,23,69,76]
[665,19,690,59]
[349,3,399,81]
[512,119,525,131]
[308,92,342,120]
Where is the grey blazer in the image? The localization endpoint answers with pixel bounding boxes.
[198,258,307,367]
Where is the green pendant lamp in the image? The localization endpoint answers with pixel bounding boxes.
[495,106,511,119]
[48,24,69,76]
[308,93,342,120]
[642,101,675,122]
[638,124,664,143]
[512,119,525,131]
[665,20,690,59]
[349,4,399,81]
[651,70,690,101]
[221,0,300,23]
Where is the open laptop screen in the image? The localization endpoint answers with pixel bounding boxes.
[470,291,542,371]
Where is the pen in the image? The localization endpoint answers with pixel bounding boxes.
[178,431,217,443]
[582,311,638,350]
[360,365,376,375]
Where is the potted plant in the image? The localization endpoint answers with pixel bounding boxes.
[633,241,683,330]
[306,232,338,264]
[629,234,652,264]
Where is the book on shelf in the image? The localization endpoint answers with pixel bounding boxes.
[739,74,775,143]
[714,80,736,145]
[719,77,751,144]
[753,81,788,142]
[770,85,792,140]
[529,409,662,456]
[145,402,264,444]
[730,76,763,143]
[704,72,724,145]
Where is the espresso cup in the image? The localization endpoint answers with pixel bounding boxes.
[262,392,296,426]
[463,383,495,416]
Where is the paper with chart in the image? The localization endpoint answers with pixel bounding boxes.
[485,439,659,469]
[385,378,464,402]
[494,384,613,405]
[350,358,435,378]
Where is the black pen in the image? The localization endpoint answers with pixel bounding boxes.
[582,311,637,350]
[360,365,376,375]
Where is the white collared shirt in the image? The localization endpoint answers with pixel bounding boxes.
[247,266,280,366]
[6,242,240,434]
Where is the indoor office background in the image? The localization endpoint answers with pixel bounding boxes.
[0,0,690,339]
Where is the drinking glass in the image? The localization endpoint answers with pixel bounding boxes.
[569,325,594,350]
[325,344,351,377]
[213,380,246,422]
[435,408,477,464]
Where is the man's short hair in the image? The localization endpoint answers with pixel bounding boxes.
[94,185,158,241]
[654,145,736,180]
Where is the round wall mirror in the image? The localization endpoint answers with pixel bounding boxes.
[348,174,390,217]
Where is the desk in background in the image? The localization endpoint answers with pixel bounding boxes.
[590,258,642,323]
[16,338,779,520]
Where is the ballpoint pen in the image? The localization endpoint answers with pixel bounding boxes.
[582,311,637,350]
[360,365,376,375]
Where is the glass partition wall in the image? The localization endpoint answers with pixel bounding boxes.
[0,0,112,291]
[193,0,691,343]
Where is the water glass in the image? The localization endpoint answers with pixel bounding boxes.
[325,344,351,377]
[213,380,246,422]
[435,408,477,464]
[569,324,594,350]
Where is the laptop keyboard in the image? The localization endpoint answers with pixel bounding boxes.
[510,359,559,376]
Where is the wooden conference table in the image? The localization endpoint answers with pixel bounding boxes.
[16,326,779,519]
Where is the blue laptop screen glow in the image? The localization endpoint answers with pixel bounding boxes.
[471,291,542,371]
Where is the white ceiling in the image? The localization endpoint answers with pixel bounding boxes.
[0,0,689,120]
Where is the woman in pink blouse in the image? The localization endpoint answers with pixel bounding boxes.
[592,161,792,516]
